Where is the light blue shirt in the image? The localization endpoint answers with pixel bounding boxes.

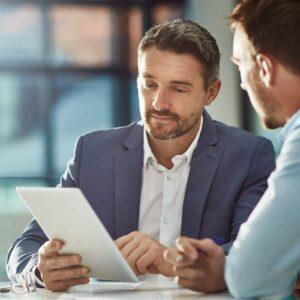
[225,109,300,299]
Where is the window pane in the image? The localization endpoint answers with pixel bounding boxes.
[130,76,140,122]
[129,7,142,73]
[152,3,182,24]
[0,75,46,176]
[50,6,113,67]
[0,4,43,64]
[0,178,46,214]
[52,75,115,175]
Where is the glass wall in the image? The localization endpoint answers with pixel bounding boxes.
[0,0,185,281]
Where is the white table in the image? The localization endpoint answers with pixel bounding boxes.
[0,281,232,299]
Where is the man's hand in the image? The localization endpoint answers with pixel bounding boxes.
[164,237,226,293]
[115,231,173,277]
[37,239,90,291]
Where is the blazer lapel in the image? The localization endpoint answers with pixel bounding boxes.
[181,111,223,238]
[114,124,144,238]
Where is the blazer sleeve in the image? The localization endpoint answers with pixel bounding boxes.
[6,136,83,279]
[59,136,83,187]
[221,138,275,254]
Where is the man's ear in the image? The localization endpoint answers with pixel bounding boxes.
[204,79,222,106]
[256,54,275,87]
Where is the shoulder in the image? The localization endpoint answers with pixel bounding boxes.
[82,122,141,141]
[75,122,143,154]
[213,120,272,149]
[211,120,275,177]
[277,127,300,166]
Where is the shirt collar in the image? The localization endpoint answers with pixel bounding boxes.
[143,115,203,168]
[278,109,300,143]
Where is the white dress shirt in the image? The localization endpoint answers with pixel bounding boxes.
[138,116,203,248]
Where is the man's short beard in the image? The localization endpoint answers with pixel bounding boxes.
[145,120,198,140]
[252,86,285,130]
[258,94,285,129]
[144,109,200,140]
[263,115,284,129]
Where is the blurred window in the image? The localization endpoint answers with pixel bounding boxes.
[0,4,43,65]
[50,6,113,67]
[0,0,187,211]
[52,74,115,174]
[0,74,46,177]
[0,1,185,281]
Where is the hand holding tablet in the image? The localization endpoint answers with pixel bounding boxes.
[16,187,139,291]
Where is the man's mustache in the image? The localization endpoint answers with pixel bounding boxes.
[146,109,180,120]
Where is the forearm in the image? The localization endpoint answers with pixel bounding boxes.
[6,221,48,278]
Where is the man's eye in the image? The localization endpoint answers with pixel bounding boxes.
[144,81,157,88]
[172,87,186,93]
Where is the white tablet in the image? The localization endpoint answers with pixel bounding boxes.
[16,187,139,283]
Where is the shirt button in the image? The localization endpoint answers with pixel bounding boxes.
[166,175,172,181]
[162,217,169,225]
[148,158,153,165]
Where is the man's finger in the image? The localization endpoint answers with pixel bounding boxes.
[173,266,204,281]
[191,239,220,257]
[120,236,144,259]
[127,245,149,274]
[176,237,220,259]
[175,237,199,260]
[175,276,202,291]
[43,266,90,282]
[164,248,194,267]
[136,249,156,275]
[115,231,138,250]
[39,240,64,258]
[43,255,82,271]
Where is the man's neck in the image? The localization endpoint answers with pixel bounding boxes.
[147,121,200,170]
[276,65,300,122]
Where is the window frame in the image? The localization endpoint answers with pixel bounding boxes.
[0,0,185,186]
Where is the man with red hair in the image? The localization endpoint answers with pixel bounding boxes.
[165,0,300,298]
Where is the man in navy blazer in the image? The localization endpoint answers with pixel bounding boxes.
[7,19,275,292]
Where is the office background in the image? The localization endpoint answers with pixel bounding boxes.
[0,0,279,281]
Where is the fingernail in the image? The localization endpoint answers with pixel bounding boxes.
[55,240,63,247]
[175,255,183,262]
[191,252,198,260]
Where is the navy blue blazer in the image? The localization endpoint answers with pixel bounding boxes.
[6,111,275,277]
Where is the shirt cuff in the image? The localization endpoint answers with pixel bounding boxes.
[31,264,45,288]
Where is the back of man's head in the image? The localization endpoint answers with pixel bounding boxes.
[138,19,220,89]
[229,0,300,75]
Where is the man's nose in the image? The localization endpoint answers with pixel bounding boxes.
[152,88,171,111]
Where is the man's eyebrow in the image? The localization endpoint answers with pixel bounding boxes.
[140,74,193,87]
[170,80,193,87]
[141,72,154,78]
